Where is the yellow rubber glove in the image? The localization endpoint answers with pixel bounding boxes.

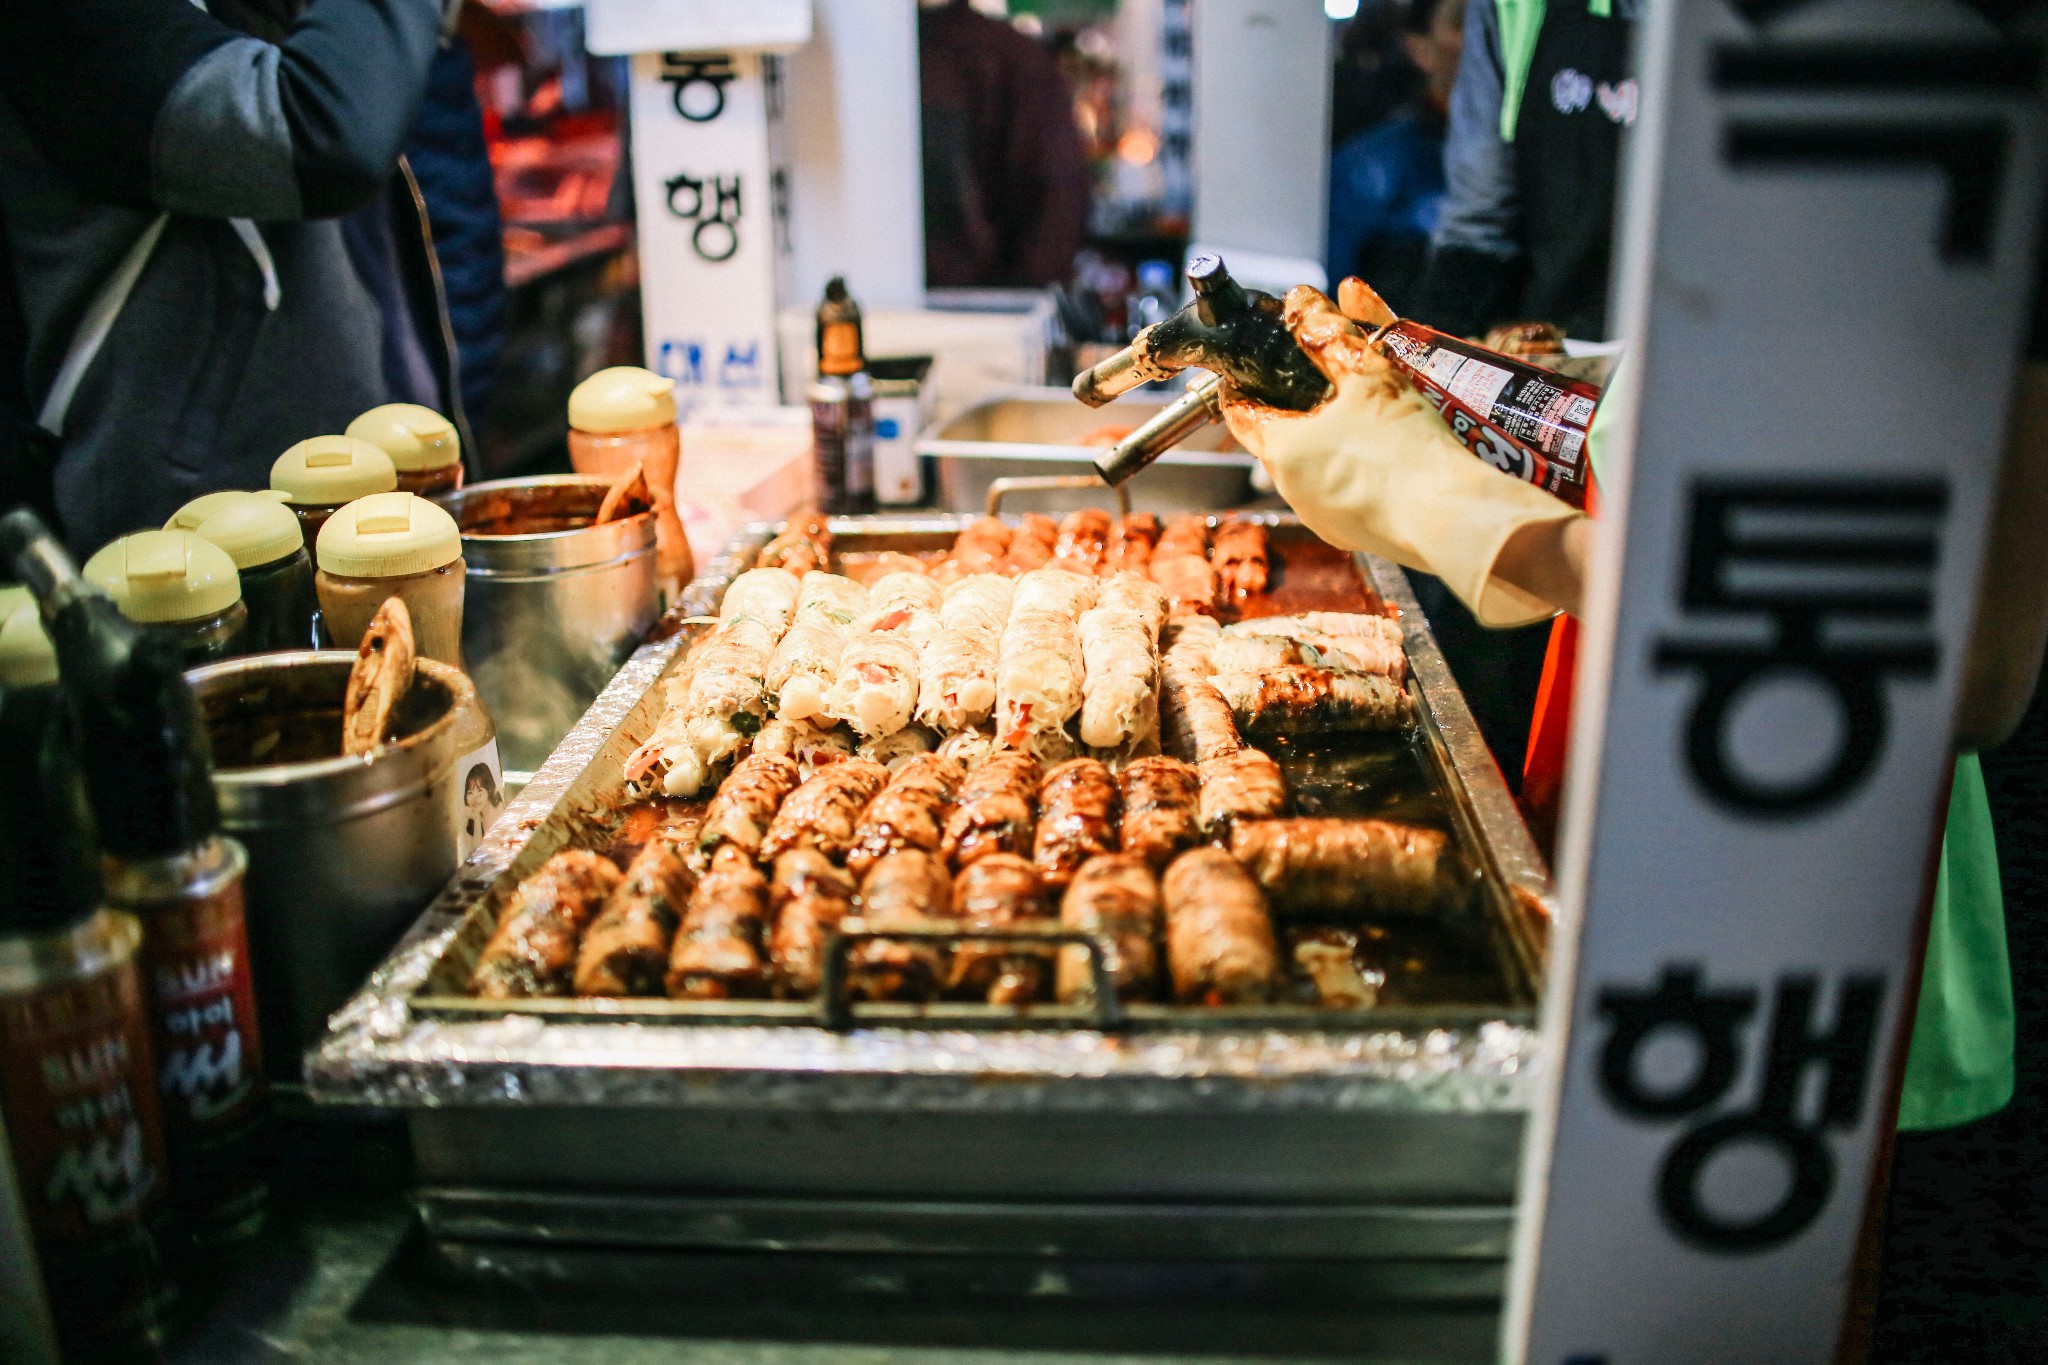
[1220,285,1587,628]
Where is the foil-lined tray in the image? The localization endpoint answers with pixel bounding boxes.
[306,513,1551,1115]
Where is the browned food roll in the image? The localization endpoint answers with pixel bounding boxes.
[1056,853,1161,1003]
[1000,513,1059,574]
[1118,756,1202,871]
[574,839,697,997]
[1154,515,1208,560]
[1208,517,1270,602]
[759,757,890,863]
[769,848,858,998]
[757,514,832,574]
[939,750,1041,869]
[948,515,1013,575]
[1229,818,1449,917]
[1212,665,1410,736]
[666,844,772,998]
[947,853,1054,1005]
[1104,512,1162,574]
[1149,553,1216,618]
[698,753,802,863]
[1053,507,1114,574]
[847,849,955,1000]
[1198,748,1288,836]
[470,850,623,998]
[1033,757,1120,890]
[846,753,966,878]
[1161,848,1278,1005]
[1161,666,1243,764]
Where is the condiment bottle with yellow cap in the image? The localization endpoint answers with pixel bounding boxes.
[84,530,248,664]
[567,366,692,595]
[346,403,464,497]
[167,490,315,653]
[270,435,398,546]
[314,491,465,665]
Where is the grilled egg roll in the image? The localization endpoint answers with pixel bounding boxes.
[847,753,966,877]
[667,844,772,998]
[761,757,890,863]
[940,750,1041,868]
[471,849,623,998]
[574,839,696,997]
[1228,818,1449,917]
[1197,747,1289,836]
[948,853,1055,1005]
[1033,757,1120,890]
[1212,664,1411,736]
[847,849,955,1001]
[698,753,802,864]
[1118,756,1201,871]
[769,848,858,998]
[1056,853,1161,1003]
[1161,848,1278,1005]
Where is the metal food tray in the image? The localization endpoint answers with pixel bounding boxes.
[308,512,1553,1282]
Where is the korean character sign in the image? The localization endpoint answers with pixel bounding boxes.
[628,50,792,413]
[1507,3,2044,1363]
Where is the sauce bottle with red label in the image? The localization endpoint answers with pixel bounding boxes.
[3,511,269,1251]
[0,594,175,1358]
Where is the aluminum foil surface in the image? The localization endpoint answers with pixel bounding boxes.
[307,516,1549,1115]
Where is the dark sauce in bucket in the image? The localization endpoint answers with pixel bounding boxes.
[457,483,649,537]
[202,671,453,768]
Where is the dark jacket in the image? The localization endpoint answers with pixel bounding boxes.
[0,0,461,554]
[918,0,1090,289]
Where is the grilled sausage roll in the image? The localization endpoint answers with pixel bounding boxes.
[1000,512,1059,574]
[1161,848,1278,1005]
[1221,613,1405,682]
[1208,516,1270,602]
[948,516,1013,576]
[1160,658,1244,764]
[769,848,858,998]
[916,573,1013,733]
[1118,756,1201,871]
[471,850,623,998]
[698,753,802,864]
[1056,853,1161,1003]
[1212,665,1411,736]
[574,839,696,997]
[847,849,954,1000]
[757,515,832,575]
[947,853,1054,1004]
[1228,818,1449,916]
[767,572,868,721]
[1149,553,1216,618]
[1104,512,1162,574]
[847,753,966,877]
[1033,757,1121,890]
[940,750,1041,868]
[667,844,772,998]
[1197,748,1288,836]
[825,612,924,738]
[1053,507,1114,574]
[1154,516,1209,560]
[760,757,890,863]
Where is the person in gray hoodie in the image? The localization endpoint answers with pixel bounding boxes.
[0,0,469,554]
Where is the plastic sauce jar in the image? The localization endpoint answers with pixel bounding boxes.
[167,490,316,654]
[271,435,398,546]
[315,491,466,666]
[567,366,692,596]
[84,529,248,663]
[347,403,464,498]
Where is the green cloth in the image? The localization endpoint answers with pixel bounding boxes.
[1496,0,1549,143]
[1898,755,2015,1130]
[1583,377,2011,1131]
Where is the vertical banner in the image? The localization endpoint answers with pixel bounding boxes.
[628,49,791,414]
[1510,2,2042,1362]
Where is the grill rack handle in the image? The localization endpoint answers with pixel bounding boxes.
[984,475,1131,519]
[817,918,1127,1032]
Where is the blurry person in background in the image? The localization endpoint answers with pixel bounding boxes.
[1325,0,1467,315]
[0,0,469,555]
[1412,0,1640,342]
[919,0,1092,288]
[1329,1,1425,150]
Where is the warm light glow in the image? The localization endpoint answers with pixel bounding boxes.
[1117,127,1161,166]
[1325,0,1360,18]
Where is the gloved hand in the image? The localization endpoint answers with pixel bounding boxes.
[1219,283,1589,627]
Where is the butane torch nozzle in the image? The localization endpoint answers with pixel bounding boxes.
[1094,374,1225,488]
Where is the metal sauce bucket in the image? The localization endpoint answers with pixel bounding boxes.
[187,652,492,1078]
[444,475,660,776]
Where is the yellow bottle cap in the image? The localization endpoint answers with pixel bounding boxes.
[271,435,398,505]
[165,490,303,570]
[346,403,461,472]
[83,529,243,624]
[568,366,677,434]
[316,491,462,577]
[0,596,55,687]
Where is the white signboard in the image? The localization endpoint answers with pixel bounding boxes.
[627,49,792,414]
[1510,1,2043,1361]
